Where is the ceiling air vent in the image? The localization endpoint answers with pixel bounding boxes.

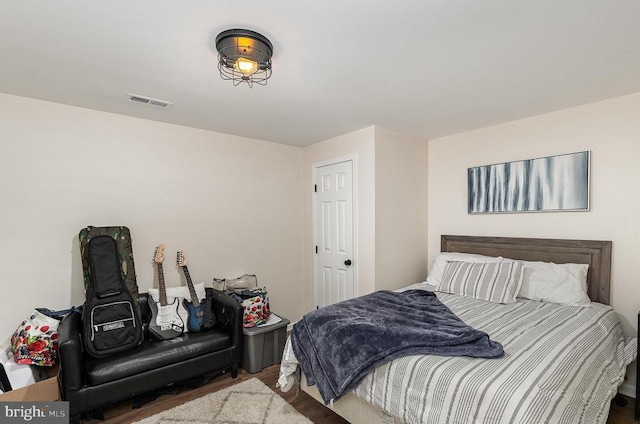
[128,94,173,108]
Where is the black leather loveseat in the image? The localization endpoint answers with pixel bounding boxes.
[57,289,243,423]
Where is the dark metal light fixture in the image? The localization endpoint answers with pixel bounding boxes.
[215,29,273,87]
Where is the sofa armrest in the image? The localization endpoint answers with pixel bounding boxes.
[209,289,243,351]
[57,311,85,395]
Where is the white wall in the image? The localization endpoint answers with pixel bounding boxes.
[0,93,305,340]
[375,127,429,291]
[302,127,376,311]
[301,126,430,311]
[428,92,640,395]
[4,88,635,393]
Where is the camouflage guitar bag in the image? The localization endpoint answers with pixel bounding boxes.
[79,226,140,308]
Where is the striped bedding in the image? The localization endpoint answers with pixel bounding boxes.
[353,287,636,424]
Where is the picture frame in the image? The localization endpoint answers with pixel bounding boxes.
[468,151,590,214]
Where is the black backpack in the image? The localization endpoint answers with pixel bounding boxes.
[82,235,143,357]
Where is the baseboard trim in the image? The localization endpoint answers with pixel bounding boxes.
[619,381,636,399]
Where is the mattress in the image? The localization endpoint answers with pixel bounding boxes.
[350,287,637,424]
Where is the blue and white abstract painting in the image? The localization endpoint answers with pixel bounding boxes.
[468,151,590,213]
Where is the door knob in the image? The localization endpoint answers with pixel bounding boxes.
[344,259,352,266]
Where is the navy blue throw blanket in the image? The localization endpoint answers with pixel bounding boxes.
[291,290,504,403]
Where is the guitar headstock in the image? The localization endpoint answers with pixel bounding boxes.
[153,245,165,264]
[177,251,188,267]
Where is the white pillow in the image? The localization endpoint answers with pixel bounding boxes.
[426,252,504,286]
[438,260,525,304]
[518,261,590,307]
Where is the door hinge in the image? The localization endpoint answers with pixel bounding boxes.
[315,246,318,254]
[314,184,317,192]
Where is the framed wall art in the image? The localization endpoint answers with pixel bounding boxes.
[468,151,590,214]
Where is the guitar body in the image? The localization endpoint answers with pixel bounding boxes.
[183,298,215,332]
[149,245,184,341]
[184,298,203,332]
[148,298,184,340]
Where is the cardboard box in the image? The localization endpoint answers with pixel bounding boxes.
[0,363,59,402]
[0,376,60,401]
[0,341,48,390]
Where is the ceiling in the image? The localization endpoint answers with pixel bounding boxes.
[1,1,639,147]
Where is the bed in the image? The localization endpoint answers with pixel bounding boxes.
[282,235,637,424]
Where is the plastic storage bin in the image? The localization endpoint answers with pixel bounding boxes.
[242,315,290,373]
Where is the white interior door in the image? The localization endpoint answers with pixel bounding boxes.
[314,160,355,309]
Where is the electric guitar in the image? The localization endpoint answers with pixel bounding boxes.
[177,251,214,332]
[148,245,184,340]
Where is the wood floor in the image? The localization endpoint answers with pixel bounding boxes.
[85,365,636,424]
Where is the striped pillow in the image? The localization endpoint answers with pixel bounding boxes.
[438,260,525,303]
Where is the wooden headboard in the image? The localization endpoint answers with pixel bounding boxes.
[441,235,612,305]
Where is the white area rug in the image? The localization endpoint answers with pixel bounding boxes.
[133,377,312,424]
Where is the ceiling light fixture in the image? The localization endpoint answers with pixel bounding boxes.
[215,29,273,87]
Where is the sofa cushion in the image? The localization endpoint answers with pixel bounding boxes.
[85,330,231,386]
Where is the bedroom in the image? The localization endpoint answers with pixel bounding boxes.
[1,1,639,422]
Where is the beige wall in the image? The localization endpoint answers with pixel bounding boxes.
[2,88,635,393]
[427,92,640,395]
[375,127,429,291]
[0,93,305,340]
[302,127,376,311]
[301,126,429,311]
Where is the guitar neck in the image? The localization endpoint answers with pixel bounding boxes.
[157,262,168,306]
[182,266,201,307]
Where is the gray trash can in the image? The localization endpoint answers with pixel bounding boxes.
[242,314,290,373]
